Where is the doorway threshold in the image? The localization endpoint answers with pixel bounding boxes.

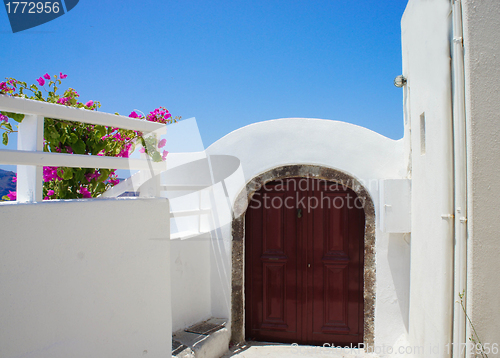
[221,341,379,358]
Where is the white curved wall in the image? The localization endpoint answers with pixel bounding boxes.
[209,118,405,186]
[204,118,410,348]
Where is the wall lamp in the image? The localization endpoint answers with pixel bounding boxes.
[394,75,407,88]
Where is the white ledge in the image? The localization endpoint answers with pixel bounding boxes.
[0,149,167,171]
[0,95,165,133]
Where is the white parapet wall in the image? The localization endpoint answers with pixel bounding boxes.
[0,198,171,358]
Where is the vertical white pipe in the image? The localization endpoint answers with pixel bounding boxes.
[451,0,468,356]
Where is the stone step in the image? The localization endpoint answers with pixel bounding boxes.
[172,318,230,358]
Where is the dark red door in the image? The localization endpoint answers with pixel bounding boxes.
[245,178,364,345]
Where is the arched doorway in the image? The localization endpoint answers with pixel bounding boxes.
[245,177,365,345]
[230,165,375,347]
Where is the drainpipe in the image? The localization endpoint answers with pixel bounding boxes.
[451,0,468,357]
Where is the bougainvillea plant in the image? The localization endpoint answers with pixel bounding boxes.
[0,73,179,201]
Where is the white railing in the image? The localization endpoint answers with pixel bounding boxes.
[0,95,218,242]
[0,94,167,202]
[0,94,234,243]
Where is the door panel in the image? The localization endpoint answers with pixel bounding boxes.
[245,182,299,342]
[245,178,364,345]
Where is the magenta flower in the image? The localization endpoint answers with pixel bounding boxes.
[12,175,17,183]
[36,77,45,86]
[108,176,120,186]
[162,150,169,161]
[85,170,101,183]
[57,97,70,105]
[158,138,167,148]
[85,100,94,107]
[0,114,8,122]
[79,186,92,198]
[139,147,146,153]
[47,189,55,196]
[129,111,140,119]
[59,72,67,79]
[43,166,63,182]
[43,73,50,80]
[0,81,15,93]
[7,191,16,201]
[117,143,132,158]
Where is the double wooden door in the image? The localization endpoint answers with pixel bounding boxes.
[245,178,364,346]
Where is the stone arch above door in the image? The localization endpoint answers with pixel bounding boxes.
[230,164,375,347]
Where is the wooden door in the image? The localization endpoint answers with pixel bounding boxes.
[245,178,364,345]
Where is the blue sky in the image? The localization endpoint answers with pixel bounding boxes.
[1,0,408,162]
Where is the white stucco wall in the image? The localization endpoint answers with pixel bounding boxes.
[170,237,212,332]
[402,1,455,356]
[205,118,410,349]
[0,198,171,358]
[462,0,500,349]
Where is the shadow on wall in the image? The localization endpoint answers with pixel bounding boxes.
[209,223,232,320]
[387,233,411,332]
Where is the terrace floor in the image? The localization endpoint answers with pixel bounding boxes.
[221,341,379,358]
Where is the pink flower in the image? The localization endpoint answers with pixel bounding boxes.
[139,147,145,153]
[129,111,140,119]
[162,150,169,161]
[0,82,13,92]
[12,175,17,183]
[7,191,16,201]
[117,143,132,158]
[108,175,120,186]
[59,72,67,79]
[0,114,8,122]
[158,138,166,148]
[85,100,94,107]
[57,97,70,105]
[47,189,55,196]
[85,170,100,183]
[43,166,63,182]
[36,77,45,86]
[79,186,92,198]
[43,73,50,80]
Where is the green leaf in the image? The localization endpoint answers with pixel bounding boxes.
[98,169,110,182]
[11,113,25,123]
[61,167,74,180]
[3,122,13,132]
[72,139,86,154]
[151,151,162,162]
[2,111,24,123]
[2,132,8,145]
